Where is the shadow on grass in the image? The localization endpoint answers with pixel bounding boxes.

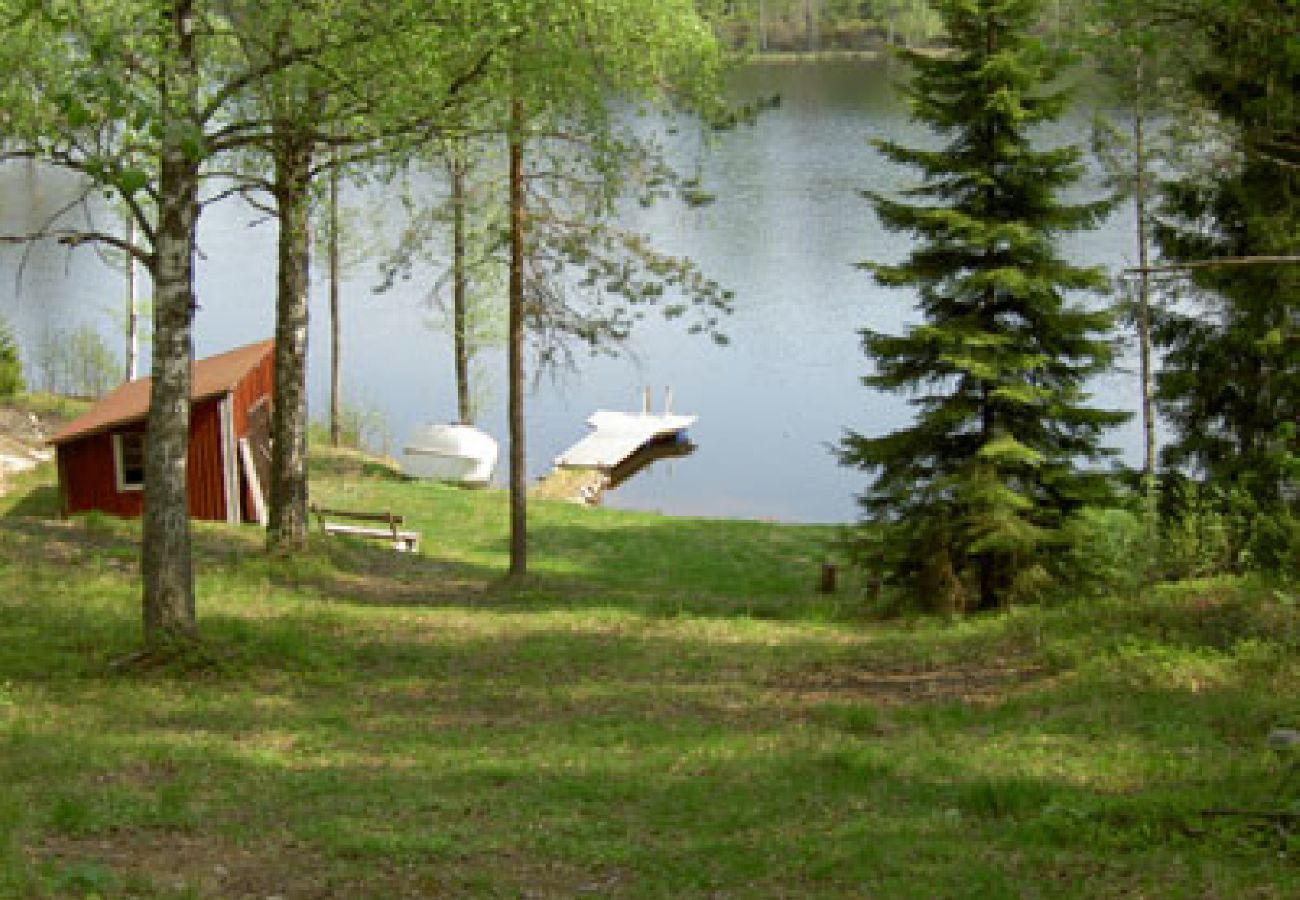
[0,498,856,640]
[3,587,1294,898]
[2,509,1296,896]
[258,509,861,621]
[0,482,61,518]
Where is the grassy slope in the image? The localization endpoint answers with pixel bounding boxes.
[0,449,1296,898]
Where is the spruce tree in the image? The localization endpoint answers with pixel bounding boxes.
[1153,0,1299,519]
[839,0,1126,611]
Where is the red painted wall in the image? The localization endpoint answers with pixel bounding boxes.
[57,431,137,517]
[57,398,230,521]
[187,399,227,520]
[230,350,274,438]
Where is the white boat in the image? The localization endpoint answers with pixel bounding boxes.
[400,423,498,487]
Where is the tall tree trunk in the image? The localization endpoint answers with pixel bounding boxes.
[451,147,472,424]
[508,99,527,579]
[141,0,199,647]
[125,214,139,383]
[977,555,999,612]
[975,380,999,612]
[328,147,342,448]
[1132,69,1156,495]
[268,129,313,551]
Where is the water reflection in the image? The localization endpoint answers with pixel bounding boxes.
[606,435,697,492]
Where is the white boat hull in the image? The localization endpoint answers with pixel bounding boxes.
[400,424,498,487]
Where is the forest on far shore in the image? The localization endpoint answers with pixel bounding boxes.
[700,0,1073,52]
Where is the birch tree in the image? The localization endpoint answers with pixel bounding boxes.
[0,0,498,642]
[1,0,230,644]
[207,0,500,551]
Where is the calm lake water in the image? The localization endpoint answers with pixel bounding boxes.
[0,60,1142,523]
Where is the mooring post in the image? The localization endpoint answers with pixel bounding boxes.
[818,562,837,594]
[664,386,673,415]
[642,385,651,415]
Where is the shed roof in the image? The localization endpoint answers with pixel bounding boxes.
[50,339,274,445]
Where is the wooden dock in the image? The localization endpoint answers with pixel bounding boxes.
[537,432,696,506]
[554,410,697,471]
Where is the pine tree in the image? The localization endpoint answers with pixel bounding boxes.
[839,0,1126,612]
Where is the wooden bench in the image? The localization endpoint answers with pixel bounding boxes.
[310,504,420,552]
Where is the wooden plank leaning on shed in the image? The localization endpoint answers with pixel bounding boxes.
[309,503,420,552]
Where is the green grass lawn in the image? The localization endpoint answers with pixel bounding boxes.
[0,448,1296,897]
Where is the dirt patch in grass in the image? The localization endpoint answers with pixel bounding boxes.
[35,832,332,898]
[35,832,631,899]
[305,566,492,607]
[0,517,132,560]
[771,660,1050,706]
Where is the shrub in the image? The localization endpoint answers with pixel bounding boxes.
[0,316,23,399]
[1159,476,1298,580]
[309,394,391,455]
[1048,506,1154,601]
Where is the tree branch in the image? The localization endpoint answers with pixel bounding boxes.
[0,229,154,268]
[1124,255,1300,275]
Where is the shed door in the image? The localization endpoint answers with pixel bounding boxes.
[241,398,273,524]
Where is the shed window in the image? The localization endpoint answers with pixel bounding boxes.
[113,432,146,491]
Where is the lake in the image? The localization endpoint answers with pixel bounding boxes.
[0,59,1141,523]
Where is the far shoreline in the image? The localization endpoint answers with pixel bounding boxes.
[737,47,949,65]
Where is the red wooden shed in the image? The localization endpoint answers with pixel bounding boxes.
[49,339,274,524]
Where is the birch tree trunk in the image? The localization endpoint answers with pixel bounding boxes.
[267,129,314,550]
[141,0,200,646]
[1132,77,1156,489]
[1130,66,1160,575]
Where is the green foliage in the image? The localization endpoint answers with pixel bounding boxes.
[841,0,1126,612]
[702,0,947,52]
[376,137,508,423]
[309,395,391,455]
[31,324,119,398]
[1159,477,1300,581]
[0,316,23,399]
[1048,506,1154,601]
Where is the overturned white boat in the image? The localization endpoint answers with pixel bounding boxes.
[400,423,498,487]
